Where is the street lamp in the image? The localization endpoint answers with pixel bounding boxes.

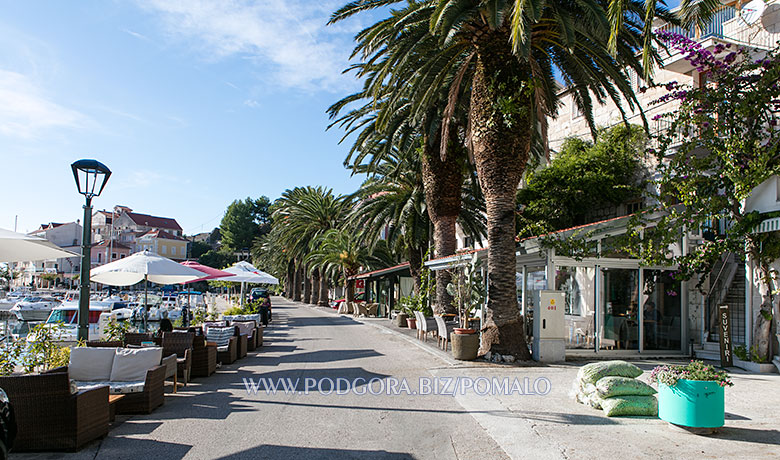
[71,159,111,342]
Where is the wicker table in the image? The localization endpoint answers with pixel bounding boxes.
[108,394,125,422]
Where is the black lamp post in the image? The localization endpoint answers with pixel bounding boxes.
[71,159,111,342]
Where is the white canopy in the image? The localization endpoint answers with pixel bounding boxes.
[90,250,205,286]
[0,227,79,263]
[222,261,279,284]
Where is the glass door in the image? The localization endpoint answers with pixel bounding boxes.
[642,270,683,351]
[600,268,639,350]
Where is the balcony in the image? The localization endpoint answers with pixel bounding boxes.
[653,6,780,74]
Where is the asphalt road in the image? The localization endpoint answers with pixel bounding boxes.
[17,297,508,459]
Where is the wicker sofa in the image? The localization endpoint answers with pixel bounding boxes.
[0,371,109,451]
[60,347,167,415]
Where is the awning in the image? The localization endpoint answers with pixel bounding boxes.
[350,262,410,280]
[754,217,780,234]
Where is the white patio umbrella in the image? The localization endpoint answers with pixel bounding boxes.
[221,261,279,306]
[91,250,205,330]
[0,227,79,263]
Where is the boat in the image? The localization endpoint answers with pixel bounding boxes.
[0,290,31,310]
[29,301,124,343]
[10,296,61,321]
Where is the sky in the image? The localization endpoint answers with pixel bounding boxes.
[0,0,374,235]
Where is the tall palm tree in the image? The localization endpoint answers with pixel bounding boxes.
[349,145,486,300]
[307,228,394,304]
[331,0,712,358]
[328,3,479,314]
[273,187,350,306]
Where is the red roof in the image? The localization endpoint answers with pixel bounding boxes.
[139,229,186,241]
[126,212,182,231]
[93,241,131,250]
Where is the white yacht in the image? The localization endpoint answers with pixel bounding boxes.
[30,301,122,343]
[10,296,61,321]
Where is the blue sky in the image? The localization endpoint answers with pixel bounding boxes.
[0,0,372,235]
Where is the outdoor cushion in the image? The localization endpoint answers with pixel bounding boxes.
[74,380,146,394]
[206,327,234,347]
[233,322,255,337]
[109,347,163,382]
[217,345,230,352]
[69,346,117,381]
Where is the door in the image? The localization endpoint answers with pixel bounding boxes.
[600,268,639,350]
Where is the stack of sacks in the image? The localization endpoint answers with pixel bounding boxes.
[572,360,658,417]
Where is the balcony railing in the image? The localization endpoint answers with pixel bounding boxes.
[654,7,736,40]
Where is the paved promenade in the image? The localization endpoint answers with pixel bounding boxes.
[14,297,780,459]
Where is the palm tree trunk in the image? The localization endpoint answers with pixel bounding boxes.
[318,274,329,306]
[407,245,424,297]
[286,260,295,299]
[433,216,458,314]
[293,263,302,302]
[303,266,312,304]
[344,269,355,305]
[471,31,533,360]
[422,133,464,315]
[311,268,321,305]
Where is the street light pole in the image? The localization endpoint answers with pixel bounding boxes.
[71,159,111,343]
[78,198,92,342]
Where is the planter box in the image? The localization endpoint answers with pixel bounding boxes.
[733,358,778,374]
[658,380,724,428]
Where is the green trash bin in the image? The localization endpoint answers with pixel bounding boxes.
[658,380,725,428]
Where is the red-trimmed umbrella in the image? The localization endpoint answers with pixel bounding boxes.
[179,261,232,283]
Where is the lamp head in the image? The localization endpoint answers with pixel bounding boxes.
[71,159,111,200]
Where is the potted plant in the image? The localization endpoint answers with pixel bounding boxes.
[446,256,485,360]
[650,360,733,428]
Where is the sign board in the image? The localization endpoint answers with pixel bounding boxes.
[718,304,733,367]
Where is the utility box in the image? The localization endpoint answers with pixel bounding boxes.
[533,290,566,362]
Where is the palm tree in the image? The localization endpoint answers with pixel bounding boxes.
[328,3,480,314]
[349,145,486,300]
[269,187,350,306]
[307,228,394,304]
[331,0,715,358]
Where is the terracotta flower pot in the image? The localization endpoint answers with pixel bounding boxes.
[454,328,475,335]
[406,318,417,329]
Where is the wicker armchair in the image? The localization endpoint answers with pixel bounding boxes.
[233,321,257,351]
[190,335,217,377]
[216,336,238,364]
[162,332,194,387]
[237,333,248,359]
[0,371,109,451]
